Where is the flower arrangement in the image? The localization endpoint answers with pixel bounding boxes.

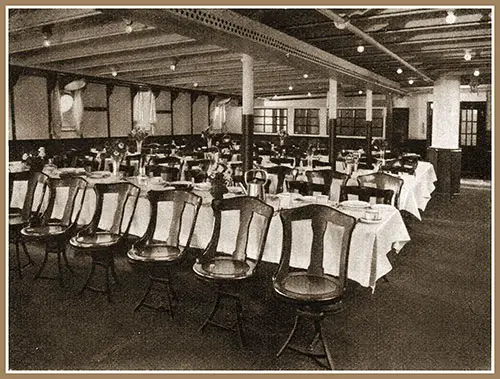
[129,122,152,154]
[201,126,215,147]
[277,128,289,146]
[209,171,229,200]
[105,140,128,162]
[306,143,317,157]
[21,147,47,171]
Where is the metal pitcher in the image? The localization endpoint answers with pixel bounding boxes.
[244,169,268,200]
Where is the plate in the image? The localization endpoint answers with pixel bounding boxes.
[339,200,370,209]
[88,171,111,179]
[194,183,211,191]
[359,217,383,224]
[228,186,245,194]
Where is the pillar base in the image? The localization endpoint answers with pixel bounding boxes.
[427,147,461,198]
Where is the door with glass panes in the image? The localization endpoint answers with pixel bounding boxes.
[459,102,487,178]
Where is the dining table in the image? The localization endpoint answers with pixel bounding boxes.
[66,170,409,291]
[260,158,437,221]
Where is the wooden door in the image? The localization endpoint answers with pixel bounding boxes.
[392,108,409,148]
[459,102,488,178]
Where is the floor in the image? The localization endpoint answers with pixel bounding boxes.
[7,186,492,372]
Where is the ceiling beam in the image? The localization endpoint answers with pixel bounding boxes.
[8,8,101,32]
[9,30,196,66]
[98,8,406,95]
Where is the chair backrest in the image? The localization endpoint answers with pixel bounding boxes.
[276,204,356,292]
[198,197,274,270]
[151,156,182,167]
[146,165,180,181]
[263,165,293,194]
[41,177,88,228]
[87,182,140,236]
[9,171,49,220]
[270,157,295,166]
[305,170,334,196]
[357,172,403,208]
[339,185,394,205]
[139,190,202,249]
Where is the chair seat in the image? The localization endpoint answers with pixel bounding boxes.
[274,272,342,303]
[193,256,256,280]
[70,232,122,249]
[127,244,183,263]
[21,225,67,239]
[9,214,27,226]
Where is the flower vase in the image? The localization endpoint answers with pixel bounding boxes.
[112,159,120,177]
[136,140,143,154]
[307,155,313,168]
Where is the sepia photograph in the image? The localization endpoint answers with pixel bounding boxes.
[6,4,493,373]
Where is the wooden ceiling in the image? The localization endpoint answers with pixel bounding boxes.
[8,7,492,98]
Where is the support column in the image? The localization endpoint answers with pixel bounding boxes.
[327,79,338,167]
[241,54,254,173]
[365,89,373,167]
[385,93,394,149]
[427,75,461,197]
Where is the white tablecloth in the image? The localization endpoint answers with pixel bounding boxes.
[339,161,437,220]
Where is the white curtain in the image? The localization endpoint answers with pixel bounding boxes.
[49,79,62,138]
[133,90,157,133]
[72,90,84,136]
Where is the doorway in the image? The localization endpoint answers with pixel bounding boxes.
[459,102,488,179]
[392,107,409,148]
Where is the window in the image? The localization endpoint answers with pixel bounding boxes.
[336,108,385,138]
[460,108,478,146]
[294,108,320,135]
[254,108,287,133]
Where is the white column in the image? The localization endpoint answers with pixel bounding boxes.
[241,54,254,115]
[327,79,337,120]
[431,76,460,148]
[365,89,373,122]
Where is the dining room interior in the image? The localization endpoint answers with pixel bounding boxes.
[6,6,492,372]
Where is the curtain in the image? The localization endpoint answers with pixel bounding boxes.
[72,90,84,136]
[49,79,62,138]
[133,90,157,133]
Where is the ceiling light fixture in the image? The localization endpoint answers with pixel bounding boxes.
[169,59,178,71]
[193,82,199,88]
[124,19,134,34]
[358,90,363,95]
[357,45,365,53]
[307,92,312,97]
[464,49,472,61]
[288,85,293,91]
[41,25,52,48]
[273,95,278,99]
[111,67,118,77]
[408,78,415,85]
[397,68,403,74]
[303,73,309,79]
[473,69,480,77]
[445,10,457,24]
[334,20,348,30]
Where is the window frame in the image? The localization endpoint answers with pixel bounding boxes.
[253,107,288,134]
[334,107,386,139]
[293,108,320,135]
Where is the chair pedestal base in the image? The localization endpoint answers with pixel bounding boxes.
[199,289,245,347]
[80,252,119,303]
[277,306,344,370]
[135,268,177,319]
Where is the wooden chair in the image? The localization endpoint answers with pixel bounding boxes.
[357,172,404,208]
[128,190,202,318]
[21,177,88,286]
[150,156,182,168]
[69,182,140,302]
[305,170,349,202]
[146,165,180,182]
[339,185,395,205]
[273,204,356,370]
[381,156,419,176]
[192,197,274,346]
[264,165,294,194]
[9,171,49,278]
